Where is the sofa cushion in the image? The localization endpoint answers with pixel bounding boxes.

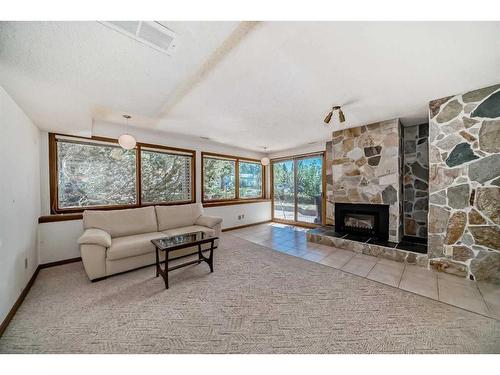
[155,203,204,231]
[106,232,166,260]
[83,206,157,238]
[162,225,215,238]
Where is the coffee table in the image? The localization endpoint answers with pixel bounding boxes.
[151,231,218,289]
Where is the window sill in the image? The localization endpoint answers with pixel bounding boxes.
[39,199,271,222]
[202,198,270,208]
[39,213,83,223]
[40,201,198,223]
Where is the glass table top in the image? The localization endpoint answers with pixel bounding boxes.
[152,231,216,250]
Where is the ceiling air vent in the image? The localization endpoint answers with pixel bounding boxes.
[100,21,177,55]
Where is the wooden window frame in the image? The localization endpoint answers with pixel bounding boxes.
[201,152,266,204]
[49,133,196,214]
[270,151,326,228]
[139,143,195,207]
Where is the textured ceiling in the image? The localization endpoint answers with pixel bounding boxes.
[1,21,500,152]
[0,21,239,134]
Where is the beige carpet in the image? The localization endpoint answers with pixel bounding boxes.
[1,234,499,354]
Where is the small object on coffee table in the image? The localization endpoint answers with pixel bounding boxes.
[151,231,218,289]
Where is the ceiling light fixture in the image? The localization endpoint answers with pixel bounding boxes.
[118,115,137,150]
[324,105,345,124]
[261,147,270,166]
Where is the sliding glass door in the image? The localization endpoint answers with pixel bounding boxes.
[272,159,295,221]
[272,153,324,225]
[296,155,323,223]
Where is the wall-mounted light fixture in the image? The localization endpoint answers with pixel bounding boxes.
[324,105,345,124]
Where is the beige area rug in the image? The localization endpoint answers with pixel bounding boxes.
[1,234,499,354]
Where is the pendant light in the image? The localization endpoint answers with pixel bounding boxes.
[260,146,270,166]
[118,115,137,150]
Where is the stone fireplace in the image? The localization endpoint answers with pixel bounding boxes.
[325,118,402,242]
[317,84,500,280]
[309,118,429,265]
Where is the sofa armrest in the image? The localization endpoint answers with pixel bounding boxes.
[195,215,223,229]
[78,228,112,248]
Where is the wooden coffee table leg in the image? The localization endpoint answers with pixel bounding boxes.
[155,247,159,277]
[164,250,169,289]
[208,239,214,273]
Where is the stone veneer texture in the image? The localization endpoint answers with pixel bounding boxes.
[307,231,428,267]
[325,119,402,242]
[403,124,429,238]
[428,83,500,282]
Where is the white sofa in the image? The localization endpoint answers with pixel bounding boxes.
[77,203,222,281]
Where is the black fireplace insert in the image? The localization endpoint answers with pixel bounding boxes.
[334,203,389,240]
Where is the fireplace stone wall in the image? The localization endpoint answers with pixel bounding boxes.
[428,83,500,281]
[403,124,429,238]
[325,118,402,242]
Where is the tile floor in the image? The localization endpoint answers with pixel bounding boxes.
[228,222,500,320]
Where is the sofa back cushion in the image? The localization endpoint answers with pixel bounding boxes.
[83,206,157,238]
[155,203,204,231]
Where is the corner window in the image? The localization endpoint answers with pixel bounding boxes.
[202,153,264,203]
[238,161,263,199]
[202,156,236,201]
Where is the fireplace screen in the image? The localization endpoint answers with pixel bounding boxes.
[344,213,375,230]
[334,203,389,240]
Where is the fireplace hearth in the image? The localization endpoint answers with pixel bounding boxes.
[335,203,389,241]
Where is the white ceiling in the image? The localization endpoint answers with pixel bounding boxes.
[1,21,500,153]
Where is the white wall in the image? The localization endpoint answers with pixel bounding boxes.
[205,201,271,229]
[38,221,82,264]
[268,141,327,160]
[0,86,41,323]
[37,201,272,264]
[37,121,272,263]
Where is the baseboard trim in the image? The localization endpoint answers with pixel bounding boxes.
[0,266,40,338]
[39,257,82,269]
[222,220,272,232]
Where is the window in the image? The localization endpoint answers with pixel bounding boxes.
[239,161,262,198]
[141,148,192,204]
[50,134,195,213]
[203,156,236,201]
[202,153,264,203]
[56,138,137,209]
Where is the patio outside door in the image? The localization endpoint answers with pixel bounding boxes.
[272,153,324,225]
